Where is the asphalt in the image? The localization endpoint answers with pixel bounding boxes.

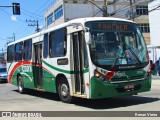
[152,75,160,87]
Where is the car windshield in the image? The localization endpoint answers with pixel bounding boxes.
[85,21,149,70]
[0,68,6,72]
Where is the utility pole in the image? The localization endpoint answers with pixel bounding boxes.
[103,0,108,17]
[85,0,110,17]
[7,33,15,42]
[130,0,134,21]
[26,19,40,32]
[13,33,15,41]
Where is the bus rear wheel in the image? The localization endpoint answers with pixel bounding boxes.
[17,76,25,94]
[58,79,73,103]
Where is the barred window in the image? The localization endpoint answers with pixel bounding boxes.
[137,24,150,33]
[47,13,54,26]
[136,6,148,15]
[54,6,63,20]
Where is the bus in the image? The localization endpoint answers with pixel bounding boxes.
[7,17,151,103]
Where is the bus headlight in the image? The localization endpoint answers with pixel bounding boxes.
[94,69,105,81]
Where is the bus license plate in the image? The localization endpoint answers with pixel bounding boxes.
[124,85,134,90]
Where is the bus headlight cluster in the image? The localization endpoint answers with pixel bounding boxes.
[94,69,106,81]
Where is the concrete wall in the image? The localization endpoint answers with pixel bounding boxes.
[64,4,102,21]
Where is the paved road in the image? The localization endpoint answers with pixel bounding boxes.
[0,79,159,111]
[0,77,159,119]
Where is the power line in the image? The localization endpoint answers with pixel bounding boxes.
[34,0,50,14]
[148,5,160,12]
[84,0,104,14]
[93,9,102,17]
[13,0,51,35]
[21,8,44,20]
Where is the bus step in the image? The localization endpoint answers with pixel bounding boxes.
[35,88,45,92]
[72,94,86,98]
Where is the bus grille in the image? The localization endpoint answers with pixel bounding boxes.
[111,75,145,83]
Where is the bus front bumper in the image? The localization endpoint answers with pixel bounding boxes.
[90,76,151,99]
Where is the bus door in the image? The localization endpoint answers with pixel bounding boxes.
[72,32,85,94]
[34,42,43,89]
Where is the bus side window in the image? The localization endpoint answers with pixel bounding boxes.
[43,33,48,58]
[49,32,56,57]
[24,39,32,60]
[15,42,23,61]
[7,45,15,62]
[49,28,67,58]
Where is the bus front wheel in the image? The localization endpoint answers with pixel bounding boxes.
[58,78,73,103]
[17,76,25,94]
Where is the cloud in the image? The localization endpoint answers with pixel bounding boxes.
[11,15,17,21]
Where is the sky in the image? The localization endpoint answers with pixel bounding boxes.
[0,0,55,52]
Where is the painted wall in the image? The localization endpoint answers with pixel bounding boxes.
[64,4,102,21]
[148,47,160,63]
[148,0,160,46]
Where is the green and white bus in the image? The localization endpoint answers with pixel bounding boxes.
[7,17,151,103]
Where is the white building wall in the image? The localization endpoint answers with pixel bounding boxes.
[148,0,160,62]
[148,0,160,47]
[148,47,160,63]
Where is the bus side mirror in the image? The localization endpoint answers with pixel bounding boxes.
[85,32,91,45]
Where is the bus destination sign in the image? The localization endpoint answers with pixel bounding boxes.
[90,22,134,31]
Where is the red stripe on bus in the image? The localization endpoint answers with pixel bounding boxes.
[8,61,53,83]
[8,61,33,83]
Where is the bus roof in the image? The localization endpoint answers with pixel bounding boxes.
[7,17,134,46]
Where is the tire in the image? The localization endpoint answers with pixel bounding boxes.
[58,78,73,103]
[17,76,25,94]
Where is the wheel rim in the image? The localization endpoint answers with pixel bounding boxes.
[60,84,69,97]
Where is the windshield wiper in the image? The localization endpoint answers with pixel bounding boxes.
[125,43,142,65]
[112,45,123,67]
[112,43,142,68]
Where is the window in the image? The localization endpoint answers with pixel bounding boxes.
[138,24,150,33]
[82,33,89,68]
[0,68,6,72]
[136,6,148,15]
[23,39,32,60]
[47,13,54,26]
[7,45,14,62]
[54,6,63,20]
[43,34,48,58]
[15,42,23,61]
[49,28,67,57]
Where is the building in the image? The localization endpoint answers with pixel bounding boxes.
[148,0,160,62]
[44,0,106,28]
[44,0,152,44]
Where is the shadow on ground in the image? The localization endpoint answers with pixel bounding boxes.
[73,96,159,109]
[13,88,159,109]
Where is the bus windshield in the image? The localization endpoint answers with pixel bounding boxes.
[85,21,149,70]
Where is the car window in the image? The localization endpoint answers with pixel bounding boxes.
[0,68,6,72]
